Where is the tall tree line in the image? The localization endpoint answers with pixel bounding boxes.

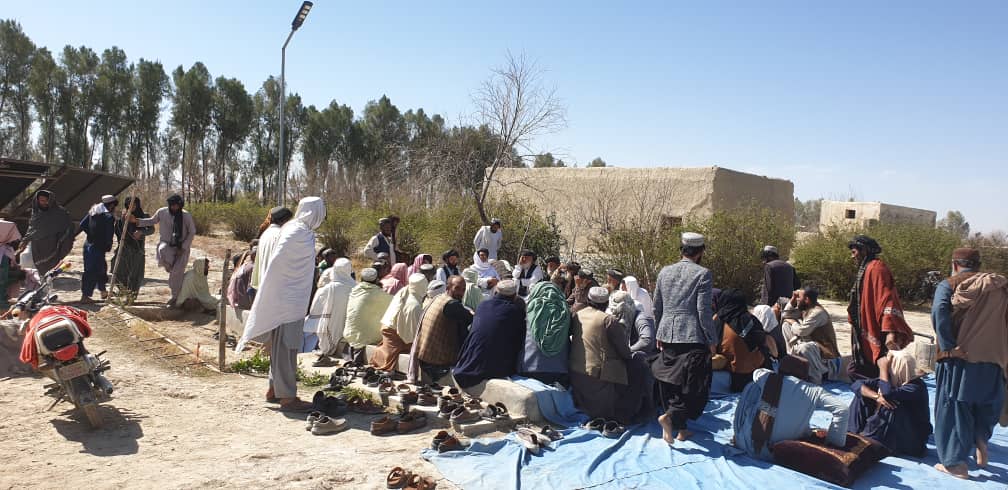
[0,20,550,210]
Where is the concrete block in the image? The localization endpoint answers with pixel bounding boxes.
[460,379,543,424]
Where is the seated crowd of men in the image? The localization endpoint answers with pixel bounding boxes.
[224,210,1005,482]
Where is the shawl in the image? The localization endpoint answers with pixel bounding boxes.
[235,197,324,352]
[176,258,219,310]
[461,267,484,311]
[886,347,917,388]
[24,191,72,242]
[847,259,913,366]
[343,281,393,348]
[950,272,1008,376]
[308,258,355,354]
[606,290,637,336]
[622,276,654,321]
[471,252,498,279]
[380,273,428,344]
[717,288,763,351]
[251,224,282,290]
[526,281,571,357]
[382,262,408,295]
[407,254,432,277]
[19,305,92,368]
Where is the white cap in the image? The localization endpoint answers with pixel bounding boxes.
[763,245,778,254]
[588,286,610,304]
[681,232,705,247]
[495,279,517,297]
[427,280,446,297]
[101,195,117,204]
[361,268,379,282]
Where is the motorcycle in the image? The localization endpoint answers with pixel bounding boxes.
[6,262,114,428]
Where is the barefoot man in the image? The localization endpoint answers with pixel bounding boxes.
[651,232,717,445]
[931,248,1008,480]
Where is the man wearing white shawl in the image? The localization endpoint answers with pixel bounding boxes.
[305,257,354,367]
[250,207,293,292]
[622,276,656,354]
[236,197,324,412]
[371,273,427,372]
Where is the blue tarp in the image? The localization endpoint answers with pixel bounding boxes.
[423,374,1008,489]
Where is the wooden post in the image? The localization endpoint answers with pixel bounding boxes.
[218,248,232,372]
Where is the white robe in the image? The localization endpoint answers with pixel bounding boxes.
[380,273,428,344]
[235,198,325,352]
[623,276,655,321]
[306,258,355,354]
[472,226,502,260]
[251,223,282,290]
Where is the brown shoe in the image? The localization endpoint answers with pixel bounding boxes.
[450,406,480,424]
[437,435,466,453]
[396,411,429,434]
[417,393,438,406]
[400,392,419,405]
[279,398,314,413]
[371,415,398,435]
[387,467,413,489]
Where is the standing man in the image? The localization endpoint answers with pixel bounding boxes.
[760,245,800,306]
[77,195,118,304]
[251,207,294,295]
[846,235,913,379]
[436,249,461,284]
[20,190,74,276]
[473,218,503,260]
[364,218,396,264]
[235,197,325,412]
[931,248,1008,480]
[652,232,716,445]
[133,195,197,307]
[513,250,543,299]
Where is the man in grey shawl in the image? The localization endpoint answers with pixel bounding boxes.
[20,190,75,276]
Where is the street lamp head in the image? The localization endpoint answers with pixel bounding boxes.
[292,1,313,30]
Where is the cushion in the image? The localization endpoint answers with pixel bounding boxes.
[771,433,890,488]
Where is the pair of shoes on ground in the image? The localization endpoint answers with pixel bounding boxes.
[479,402,510,422]
[312,390,348,417]
[306,411,348,435]
[431,430,468,453]
[387,466,437,489]
[514,427,555,455]
[371,410,428,435]
[583,418,626,438]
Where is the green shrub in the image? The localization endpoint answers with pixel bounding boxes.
[186,202,225,236]
[792,223,960,300]
[318,208,354,257]
[229,350,270,374]
[592,205,794,296]
[222,200,270,242]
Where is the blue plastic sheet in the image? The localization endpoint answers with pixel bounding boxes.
[423,375,1007,489]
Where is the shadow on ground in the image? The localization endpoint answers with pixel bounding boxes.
[51,405,146,456]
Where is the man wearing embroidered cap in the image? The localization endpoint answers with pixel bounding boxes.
[452,279,527,388]
[76,195,118,303]
[760,244,800,306]
[569,286,645,424]
[652,232,717,444]
[931,247,1008,480]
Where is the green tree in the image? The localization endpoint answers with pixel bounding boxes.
[249,77,280,201]
[133,59,170,182]
[0,20,36,159]
[29,47,64,163]
[92,46,133,171]
[171,62,213,200]
[533,152,556,168]
[211,76,253,201]
[58,45,99,167]
[588,157,606,167]
[937,210,969,240]
[795,198,823,231]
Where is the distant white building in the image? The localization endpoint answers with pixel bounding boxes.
[819,200,936,232]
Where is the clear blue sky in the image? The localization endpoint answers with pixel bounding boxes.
[8,1,1007,232]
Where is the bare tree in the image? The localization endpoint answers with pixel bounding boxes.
[473,52,566,224]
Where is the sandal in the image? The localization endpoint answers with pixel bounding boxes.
[584,418,605,431]
[541,425,563,441]
[365,373,382,387]
[379,382,395,395]
[602,421,625,438]
[493,402,510,420]
[396,384,414,394]
[479,404,499,421]
[386,466,412,489]
[463,397,483,410]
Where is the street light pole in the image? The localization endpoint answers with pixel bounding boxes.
[278,1,313,207]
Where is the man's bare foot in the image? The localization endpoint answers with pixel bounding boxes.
[676,429,694,441]
[934,463,969,480]
[657,413,676,444]
[976,439,988,468]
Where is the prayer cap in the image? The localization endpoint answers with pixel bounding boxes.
[496,279,518,297]
[952,248,981,264]
[420,263,435,272]
[376,252,390,261]
[101,195,117,204]
[681,232,705,247]
[763,245,778,255]
[361,268,379,282]
[379,217,391,225]
[588,286,610,304]
[491,218,502,225]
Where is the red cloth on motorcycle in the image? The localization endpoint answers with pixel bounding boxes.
[19,306,92,369]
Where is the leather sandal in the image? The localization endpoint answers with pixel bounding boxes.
[493,402,510,420]
[396,384,413,394]
[602,421,625,438]
[386,466,412,489]
[584,418,605,431]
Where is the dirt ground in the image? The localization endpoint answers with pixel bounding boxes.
[0,230,937,489]
[0,232,457,490]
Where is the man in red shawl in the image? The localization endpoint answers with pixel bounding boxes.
[846,235,913,379]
